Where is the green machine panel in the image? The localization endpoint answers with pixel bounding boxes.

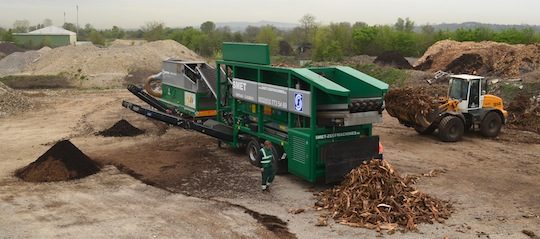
[287,128,314,182]
[222,42,271,65]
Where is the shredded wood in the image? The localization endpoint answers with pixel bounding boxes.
[384,86,447,120]
[315,160,453,232]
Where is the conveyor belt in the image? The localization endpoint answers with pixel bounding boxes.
[198,64,218,99]
[122,100,233,142]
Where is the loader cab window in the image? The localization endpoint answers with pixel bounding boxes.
[481,79,487,95]
[468,79,480,108]
[449,78,468,100]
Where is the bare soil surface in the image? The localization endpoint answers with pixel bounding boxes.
[1,89,539,238]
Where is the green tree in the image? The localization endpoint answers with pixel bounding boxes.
[313,27,343,61]
[142,21,165,41]
[200,21,216,33]
[1,29,14,42]
[420,24,434,34]
[352,25,379,54]
[495,27,536,44]
[89,30,105,45]
[232,32,243,42]
[63,22,77,32]
[328,22,353,55]
[110,26,125,39]
[395,17,414,32]
[243,25,260,42]
[299,14,317,44]
[256,26,279,54]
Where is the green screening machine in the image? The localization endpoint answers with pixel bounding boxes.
[122,42,388,183]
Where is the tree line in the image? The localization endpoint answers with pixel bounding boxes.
[2,15,540,60]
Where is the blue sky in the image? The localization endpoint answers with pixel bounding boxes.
[1,0,539,29]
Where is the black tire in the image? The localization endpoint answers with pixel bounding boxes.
[480,111,502,137]
[246,138,261,167]
[414,125,435,135]
[270,144,288,175]
[438,115,464,142]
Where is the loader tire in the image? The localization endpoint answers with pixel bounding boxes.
[246,139,261,167]
[480,111,502,138]
[414,125,435,135]
[438,115,464,142]
[144,76,162,98]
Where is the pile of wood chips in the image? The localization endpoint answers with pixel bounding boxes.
[507,93,540,134]
[414,40,540,77]
[315,160,453,233]
[384,86,447,120]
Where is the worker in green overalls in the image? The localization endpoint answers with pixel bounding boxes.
[260,140,275,191]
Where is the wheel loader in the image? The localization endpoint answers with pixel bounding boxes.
[386,74,508,142]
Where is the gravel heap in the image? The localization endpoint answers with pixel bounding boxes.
[0,50,42,76]
[0,82,33,117]
[27,40,201,76]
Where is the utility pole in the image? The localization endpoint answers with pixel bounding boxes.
[63,12,66,26]
[76,5,79,36]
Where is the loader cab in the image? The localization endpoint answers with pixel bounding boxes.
[448,74,486,112]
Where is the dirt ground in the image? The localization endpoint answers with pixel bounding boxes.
[1,89,539,238]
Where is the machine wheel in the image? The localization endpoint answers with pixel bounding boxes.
[480,111,502,137]
[270,144,288,175]
[414,125,435,135]
[144,76,162,98]
[246,138,261,167]
[438,115,464,142]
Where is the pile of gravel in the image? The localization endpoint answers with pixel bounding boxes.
[0,50,42,76]
[0,82,33,117]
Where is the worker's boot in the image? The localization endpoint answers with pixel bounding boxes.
[261,185,267,191]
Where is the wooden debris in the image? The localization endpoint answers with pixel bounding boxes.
[288,208,306,214]
[315,217,328,227]
[522,230,538,239]
[315,160,453,232]
[422,169,447,177]
[384,86,447,124]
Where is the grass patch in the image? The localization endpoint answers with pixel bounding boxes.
[0,75,74,89]
[353,64,408,87]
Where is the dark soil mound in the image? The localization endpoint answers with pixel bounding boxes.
[414,56,433,71]
[16,140,100,182]
[97,119,145,137]
[0,42,25,55]
[444,53,490,75]
[374,51,413,69]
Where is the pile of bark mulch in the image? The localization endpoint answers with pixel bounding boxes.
[384,85,447,119]
[315,160,453,233]
[96,119,145,137]
[374,51,413,69]
[506,93,540,134]
[443,53,487,75]
[414,40,540,77]
[15,140,100,182]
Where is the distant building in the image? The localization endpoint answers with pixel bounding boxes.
[13,26,76,48]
